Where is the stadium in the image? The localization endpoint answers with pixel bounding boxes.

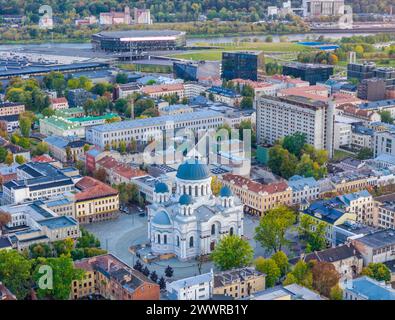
[91,30,187,53]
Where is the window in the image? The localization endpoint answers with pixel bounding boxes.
[157,234,161,244]
[177,236,180,247]
[211,224,215,235]
[189,236,194,248]
[230,227,234,236]
[164,234,167,244]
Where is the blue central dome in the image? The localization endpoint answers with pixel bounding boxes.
[176,158,211,181]
[152,210,171,225]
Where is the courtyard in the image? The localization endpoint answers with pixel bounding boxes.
[85,211,302,280]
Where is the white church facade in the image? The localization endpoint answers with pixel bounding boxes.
[147,158,244,261]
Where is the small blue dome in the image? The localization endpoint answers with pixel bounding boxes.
[220,185,233,197]
[176,158,211,181]
[154,182,169,193]
[179,193,193,205]
[152,210,171,225]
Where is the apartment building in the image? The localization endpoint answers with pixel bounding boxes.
[167,272,213,300]
[351,229,395,265]
[373,194,395,229]
[301,190,374,244]
[74,176,119,224]
[72,254,160,300]
[86,110,224,149]
[288,175,320,205]
[0,102,25,116]
[206,86,243,107]
[95,155,148,185]
[256,95,335,158]
[213,267,265,299]
[220,173,292,216]
[44,135,89,162]
[374,130,395,158]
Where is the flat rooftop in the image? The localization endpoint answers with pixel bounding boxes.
[38,216,78,229]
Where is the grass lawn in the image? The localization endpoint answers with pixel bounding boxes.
[333,149,355,161]
[170,42,312,61]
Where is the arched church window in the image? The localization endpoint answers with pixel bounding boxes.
[195,185,198,196]
[211,224,215,235]
[157,234,161,244]
[177,236,180,247]
[201,185,204,195]
[164,234,167,244]
[230,227,234,236]
[189,186,192,195]
[189,236,194,248]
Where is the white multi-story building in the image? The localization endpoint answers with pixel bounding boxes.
[86,110,224,149]
[374,130,395,158]
[2,162,77,205]
[166,271,213,300]
[256,95,335,157]
[302,0,345,17]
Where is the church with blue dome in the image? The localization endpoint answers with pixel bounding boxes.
[147,158,244,261]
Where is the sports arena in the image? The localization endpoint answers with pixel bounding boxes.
[91,30,186,52]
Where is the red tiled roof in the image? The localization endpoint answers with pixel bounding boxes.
[222,173,289,194]
[32,155,54,163]
[75,176,118,202]
[141,83,184,94]
[97,156,147,179]
[51,97,68,104]
[230,78,272,89]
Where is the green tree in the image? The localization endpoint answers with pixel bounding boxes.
[298,215,327,252]
[254,257,280,287]
[380,110,393,124]
[268,144,297,179]
[330,284,343,300]
[33,255,84,300]
[0,250,32,299]
[254,206,296,253]
[271,251,289,276]
[357,147,373,160]
[5,152,13,165]
[19,116,31,137]
[240,96,253,109]
[116,73,128,84]
[361,263,391,282]
[15,155,25,165]
[211,235,254,271]
[283,260,313,289]
[283,132,307,158]
[0,147,7,162]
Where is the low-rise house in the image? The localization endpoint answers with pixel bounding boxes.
[167,271,213,300]
[288,175,320,206]
[351,229,395,265]
[50,97,69,110]
[290,244,363,280]
[74,176,119,224]
[220,173,292,216]
[141,83,185,100]
[44,136,90,163]
[0,115,19,133]
[213,267,265,300]
[373,193,395,229]
[343,276,395,300]
[72,254,160,300]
